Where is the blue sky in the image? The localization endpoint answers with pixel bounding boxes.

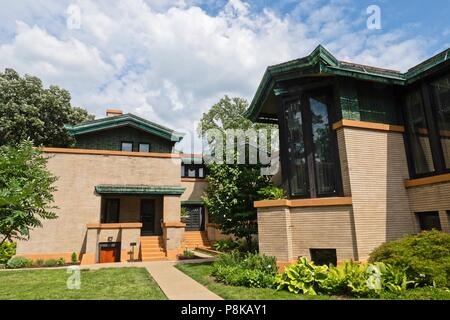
[0,0,448,152]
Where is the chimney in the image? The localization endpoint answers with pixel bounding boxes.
[106,109,123,117]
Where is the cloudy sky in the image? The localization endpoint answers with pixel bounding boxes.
[0,0,449,152]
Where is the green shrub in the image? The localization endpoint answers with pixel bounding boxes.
[213,239,239,252]
[257,185,285,200]
[182,249,195,258]
[56,258,66,266]
[7,256,32,269]
[0,242,16,264]
[369,230,450,287]
[34,259,44,267]
[71,252,78,264]
[276,258,416,298]
[43,259,58,267]
[212,252,277,288]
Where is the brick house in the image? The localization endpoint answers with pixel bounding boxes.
[248,45,450,267]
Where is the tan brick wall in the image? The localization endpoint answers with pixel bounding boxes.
[336,128,352,196]
[341,127,415,260]
[180,180,208,201]
[16,152,181,256]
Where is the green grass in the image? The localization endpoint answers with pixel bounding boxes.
[175,262,333,300]
[176,262,450,300]
[0,267,167,300]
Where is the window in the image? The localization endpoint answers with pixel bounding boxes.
[103,199,120,223]
[121,142,133,152]
[281,90,340,198]
[310,249,337,266]
[417,212,441,231]
[182,205,205,231]
[138,143,150,153]
[404,90,435,175]
[181,164,206,178]
[430,74,450,169]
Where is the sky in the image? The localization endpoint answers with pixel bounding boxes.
[0,0,449,152]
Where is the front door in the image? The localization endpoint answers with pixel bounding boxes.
[140,199,156,235]
[184,205,205,231]
[99,243,121,263]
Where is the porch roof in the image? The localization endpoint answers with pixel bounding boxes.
[95,184,186,195]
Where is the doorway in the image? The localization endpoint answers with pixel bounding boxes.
[99,242,121,263]
[141,199,156,235]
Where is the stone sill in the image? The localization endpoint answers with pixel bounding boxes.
[405,173,450,188]
[254,197,353,208]
[86,223,143,229]
[41,147,180,159]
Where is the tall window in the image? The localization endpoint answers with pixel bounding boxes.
[121,142,133,152]
[404,90,435,175]
[103,199,120,223]
[430,74,450,169]
[138,143,150,153]
[282,90,339,198]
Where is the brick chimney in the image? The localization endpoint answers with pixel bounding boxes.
[106,109,123,117]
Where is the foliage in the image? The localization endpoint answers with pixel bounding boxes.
[203,162,271,248]
[0,141,58,244]
[43,259,58,267]
[34,259,44,267]
[182,249,195,258]
[213,239,240,252]
[369,230,450,287]
[276,258,416,298]
[6,256,32,269]
[257,185,285,200]
[56,258,66,266]
[71,252,78,264]
[0,69,94,147]
[211,252,277,288]
[180,207,190,219]
[0,242,16,264]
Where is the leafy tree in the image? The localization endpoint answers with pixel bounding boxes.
[0,69,94,147]
[199,96,276,249]
[0,141,57,245]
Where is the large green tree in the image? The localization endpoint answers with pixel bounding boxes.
[0,141,57,245]
[199,96,276,249]
[0,69,94,147]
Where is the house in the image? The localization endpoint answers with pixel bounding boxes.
[16,110,217,264]
[248,45,450,267]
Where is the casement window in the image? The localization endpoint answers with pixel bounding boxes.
[280,89,341,198]
[103,199,120,223]
[310,249,337,267]
[138,143,150,153]
[403,72,450,178]
[417,212,442,231]
[121,141,133,152]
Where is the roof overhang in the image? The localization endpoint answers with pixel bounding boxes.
[245,45,450,123]
[66,113,184,143]
[95,185,186,196]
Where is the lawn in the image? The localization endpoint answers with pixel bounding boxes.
[0,267,166,300]
[176,262,450,300]
[175,262,333,300]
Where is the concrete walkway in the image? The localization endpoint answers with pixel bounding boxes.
[145,261,222,300]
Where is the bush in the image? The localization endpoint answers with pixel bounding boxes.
[213,239,239,252]
[43,259,58,267]
[182,249,195,258]
[257,185,285,200]
[212,252,277,288]
[56,258,66,266]
[71,252,78,264]
[276,257,416,298]
[369,230,450,287]
[34,259,44,267]
[7,256,32,269]
[0,242,16,264]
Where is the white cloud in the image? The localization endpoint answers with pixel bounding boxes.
[0,0,439,151]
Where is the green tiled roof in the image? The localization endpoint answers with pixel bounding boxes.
[95,185,186,195]
[245,45,450,122]
[65,113,184,143]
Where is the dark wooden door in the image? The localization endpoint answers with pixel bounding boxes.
[99,243,120,263]
[141,199,156,235]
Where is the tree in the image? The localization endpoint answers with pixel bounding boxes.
[0,141,58,245]
[0,69,94,147]
[199,96,275,249]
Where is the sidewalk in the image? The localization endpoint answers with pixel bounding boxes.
[144,261,222,300]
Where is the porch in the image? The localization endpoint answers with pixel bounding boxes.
[80,185,187,264]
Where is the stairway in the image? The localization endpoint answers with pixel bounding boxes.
[182,231,211,249]
[140,236,167,261]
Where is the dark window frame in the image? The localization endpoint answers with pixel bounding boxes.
[278,86,343,199]
[120,141,134,152]
[310,248,337,266]
[102,199,120,223]
[403,67,450,179]
[416,211,442,231]
[138,142,151,153]
[181,164,207,179]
